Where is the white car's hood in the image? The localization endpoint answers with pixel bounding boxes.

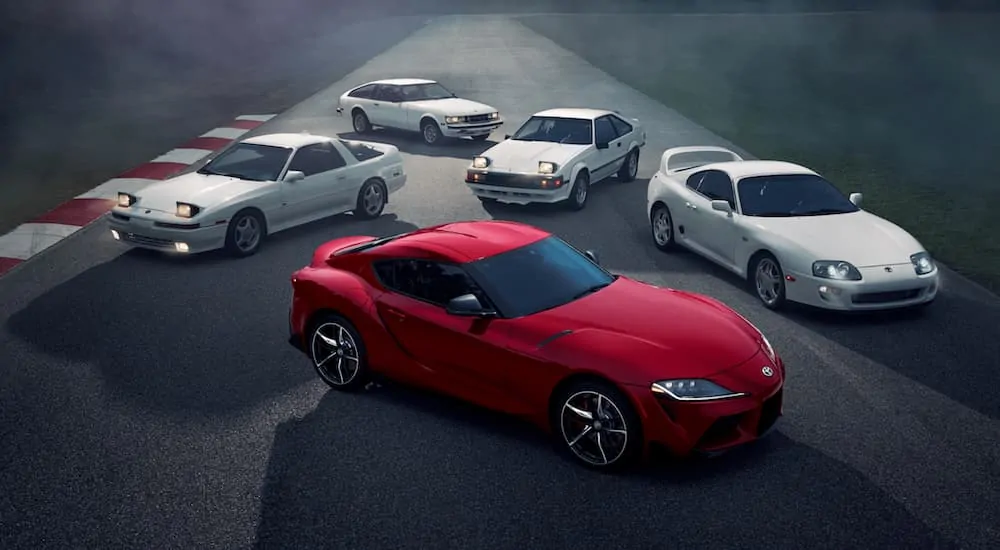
[482,139,589,173]
[749,210,923,267]
[135,172,260,213]
[407,97,495,116]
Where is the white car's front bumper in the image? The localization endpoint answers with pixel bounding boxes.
[784,264,939,311]
[442,118,503,138]
[465,169,571,204]
[108,208,228,254]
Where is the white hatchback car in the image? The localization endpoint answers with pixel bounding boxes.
[646,146,939,311]
[465,108,646,210]
[335,78,502,145]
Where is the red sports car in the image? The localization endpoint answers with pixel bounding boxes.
[288,220,784,470]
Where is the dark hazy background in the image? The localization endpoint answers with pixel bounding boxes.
[2,0,998,289]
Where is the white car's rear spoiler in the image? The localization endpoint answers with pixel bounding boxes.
[659,146,743,175]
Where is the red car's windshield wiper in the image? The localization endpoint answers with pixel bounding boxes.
[571,282,612,301]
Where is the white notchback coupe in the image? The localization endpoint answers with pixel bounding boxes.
[109,133,406,257]
[335,78,502,145]
[464,108,646,210]
[646,146,938,311]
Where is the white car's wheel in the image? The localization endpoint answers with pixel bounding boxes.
[352,110,371,134]
[354,179,386,220]
[224,209,266,258]
[650,203,676,251]
[421,119,442,145]
[566,172,590,211]
[308,313,369,392]
[751,252,787,309]
[618,148,639,182]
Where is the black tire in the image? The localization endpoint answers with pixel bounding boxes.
[224,208,266,257]
[421,119,442,145]
[307,312,370,392]
[550,378,642,471]
[617,148,639,182]
[354,179,386,220]
[750,252,787,310]
[650,202,677,251]
[471,133,490,141]
[566,171,590,211]
[352,109,371,134]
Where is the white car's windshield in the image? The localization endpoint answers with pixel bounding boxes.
[738,174,860,217]
[511,116,593,145]
[198,143,291,182]
[400,83,454,101]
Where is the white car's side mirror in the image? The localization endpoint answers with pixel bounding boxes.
[849,192,863,207]
[711,200,733,215]
[284,170,305,183]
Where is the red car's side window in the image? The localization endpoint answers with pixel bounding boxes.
[373,259,490,308]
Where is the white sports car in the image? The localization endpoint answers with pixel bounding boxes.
[646,146,939,311]
[464,108,646,210]
[109,133,407,257]
[335,78,502,145]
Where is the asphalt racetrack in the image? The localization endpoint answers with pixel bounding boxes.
[3,15,1000,550]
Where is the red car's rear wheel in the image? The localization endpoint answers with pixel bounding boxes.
[308,313,370,391]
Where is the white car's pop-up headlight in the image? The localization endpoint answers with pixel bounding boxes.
[910,252,935,275]
[445,116,466,124]
[117,192,137,208]
[812,260,862,281]
[538,161,557,175]
[472,156,490,169]
[176,202,201,218]
[651,379,747,401]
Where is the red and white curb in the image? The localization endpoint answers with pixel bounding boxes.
[0,114,276,277]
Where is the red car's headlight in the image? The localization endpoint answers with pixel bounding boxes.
[651,380,747,402]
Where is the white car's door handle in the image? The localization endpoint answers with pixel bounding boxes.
[336,175,346,181]
[685,201,697,210]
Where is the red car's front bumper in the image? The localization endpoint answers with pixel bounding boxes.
[625,354,785,458]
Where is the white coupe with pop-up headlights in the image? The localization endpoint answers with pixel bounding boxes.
[109,133,407,257]
[465,108,646,210]
[646,146,939,311]
[335,78,503,145]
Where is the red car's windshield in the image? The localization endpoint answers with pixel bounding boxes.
[466,236,615,318]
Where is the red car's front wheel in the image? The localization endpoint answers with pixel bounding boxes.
[552,379,642,470]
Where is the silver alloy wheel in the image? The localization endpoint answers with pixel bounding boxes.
[422,122,439,144]
[362,183,384,216]
[652,207,672,245]
[310,322,361,386]
[575,179,588,205]
[560,390,629,466]
[354,112,368,133]
[627,150,638,178]
[234,215,260,252]
[755,257,783,306]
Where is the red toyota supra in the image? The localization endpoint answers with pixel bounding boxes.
[288,220,784,470]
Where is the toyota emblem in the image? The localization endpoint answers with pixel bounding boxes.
[884,266,893,272]
[761,366,774,377]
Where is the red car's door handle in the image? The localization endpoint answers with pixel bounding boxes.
[383,307,407,321]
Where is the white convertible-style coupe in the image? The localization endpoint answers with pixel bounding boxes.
[464,108,646,210]
[109,133,407,257]
[646,146,939,311]
[335,78,503,145]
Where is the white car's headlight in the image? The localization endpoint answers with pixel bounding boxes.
[176,202,201,218]
[445,116,465,124]
[812,260,862,281]
[538,161,557,175]
[472,156,490,169]
[117,192,137,208]
[489,112,500,120]
[651,379,747,401]
[910,251,935,275]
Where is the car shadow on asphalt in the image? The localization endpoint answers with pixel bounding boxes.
[3,213,419,418]
[252,382,954,549]
[337,129,496,160]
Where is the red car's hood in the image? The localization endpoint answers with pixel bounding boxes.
[515,277,763,380]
